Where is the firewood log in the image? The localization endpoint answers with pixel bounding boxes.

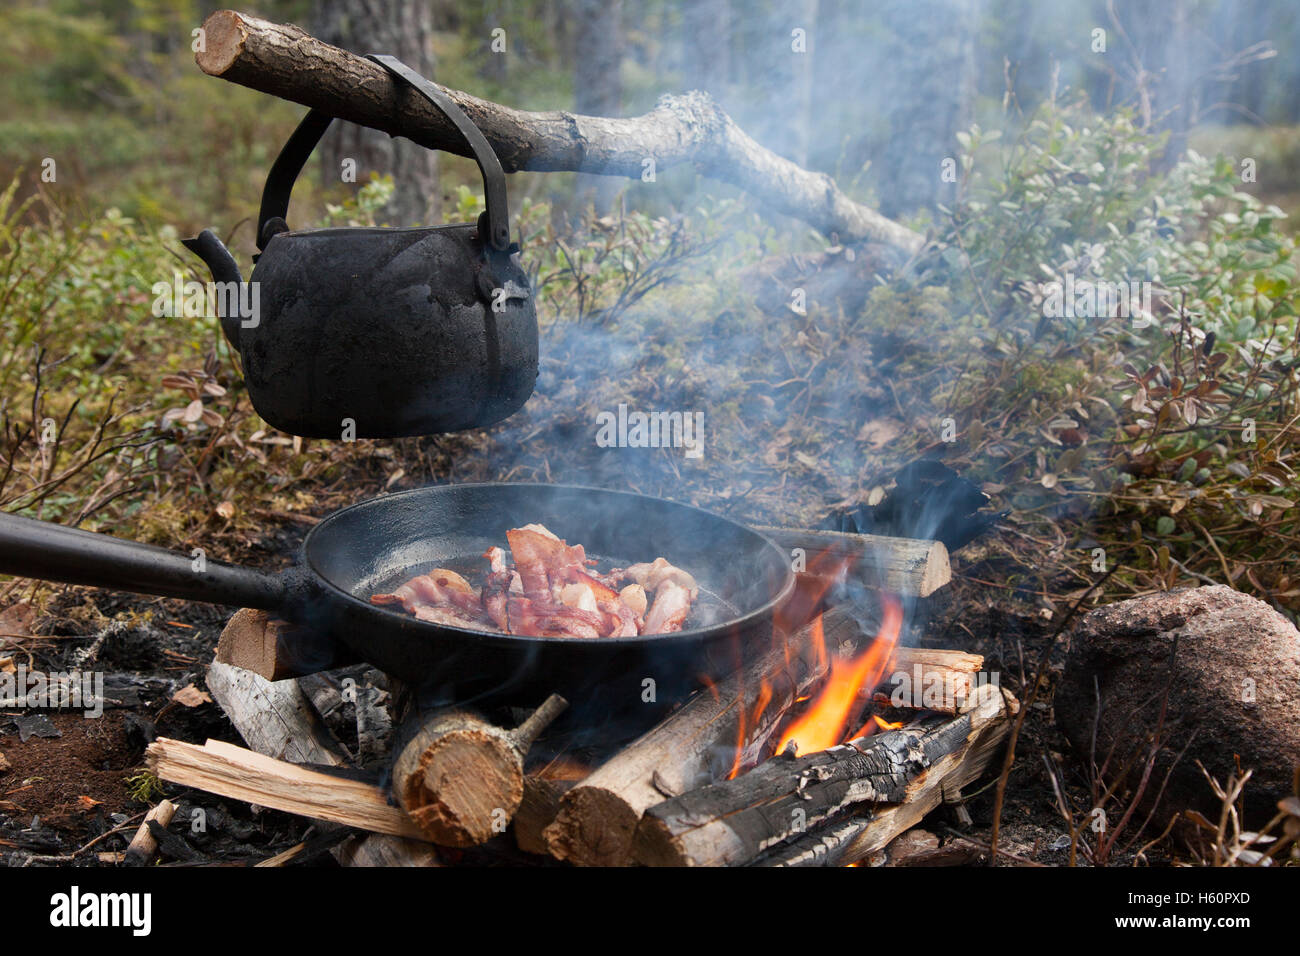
[215,608,358,681]
[147,737,425,839]
[876,647,988,714]
[754,526,951,598]
[205,660,349,766]
[392,694,567,847]
[515,775,575,857]
[635,684,1013,867]
[543,607,863,866]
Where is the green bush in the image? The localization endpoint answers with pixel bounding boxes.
[0,177,214,527]
[875,96,1299,610]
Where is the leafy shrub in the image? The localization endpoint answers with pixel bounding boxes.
[878,96,1299,610]
[0,177,200,528]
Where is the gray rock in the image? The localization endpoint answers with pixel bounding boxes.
[1056,585,1300,827]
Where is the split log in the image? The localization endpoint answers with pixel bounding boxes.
[515,775,575,857]
[216,608,357,681]
[755,526,951,598]
[876,647,988,715]
[123,799,177,866]
[392,694,567,846]
[146,737,426,840]
[635,683,1014,867]
[205,660,349,766]
[543,607,862,866]
[193,10,923,253]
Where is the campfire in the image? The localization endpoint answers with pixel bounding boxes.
[147,523,1016,867]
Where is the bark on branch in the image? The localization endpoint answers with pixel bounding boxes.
[196,10,924,253]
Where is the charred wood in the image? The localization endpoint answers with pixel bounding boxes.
[543,607,861,866]
[635,685,1012,866]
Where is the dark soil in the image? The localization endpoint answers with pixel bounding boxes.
[1,712,141,829]
[1,528,322,866]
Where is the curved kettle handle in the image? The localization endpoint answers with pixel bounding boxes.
[256,53,511,253]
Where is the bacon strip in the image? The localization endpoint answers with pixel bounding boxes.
[507,595,604,639]
[643,580,692,634]
[372,526,696,639]
[505,527,589,599]
[371,568,481,616]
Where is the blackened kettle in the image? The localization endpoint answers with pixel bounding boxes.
[183,55,537,438]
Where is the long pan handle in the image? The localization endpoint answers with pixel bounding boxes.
[0,513,286,611]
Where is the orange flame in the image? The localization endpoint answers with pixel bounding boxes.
[774,596,904,758]
[698,674,720,703]
[848,713,905,742]
[726,675,773,779]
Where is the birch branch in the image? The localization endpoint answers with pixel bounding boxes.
[195,10,924,253]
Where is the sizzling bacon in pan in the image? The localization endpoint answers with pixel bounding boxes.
[369,524,697,638]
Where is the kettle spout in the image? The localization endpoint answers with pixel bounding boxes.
[181,229,245,347]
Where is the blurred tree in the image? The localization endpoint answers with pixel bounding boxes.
[873,0,977,217]
[312,0,438,225]
[573,0,624,214]
[792,0,818,168]
[681,0,731,101]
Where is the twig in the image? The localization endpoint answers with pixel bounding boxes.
[73,809,149,855]
[987,565,1117,863]
[941,828,1047,867]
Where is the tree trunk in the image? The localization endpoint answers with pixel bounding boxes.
[1157,0,1194,170]
[572,0,624,214]
[874,0,977,217]
[312,0,439,225]
[791,0,818,169]
[681,0,731,102]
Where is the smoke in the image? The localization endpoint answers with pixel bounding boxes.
[391,2,1293,706]
[453,0,1285,521]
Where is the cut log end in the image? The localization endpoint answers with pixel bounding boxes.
[629,813,689,867]
[753,526,951,597]
[918,540,951,596]
[215,608,357,682]
[399,732,522,847]
[196,10,250,77]
[390,696,563,847]
[543,786,641,867]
